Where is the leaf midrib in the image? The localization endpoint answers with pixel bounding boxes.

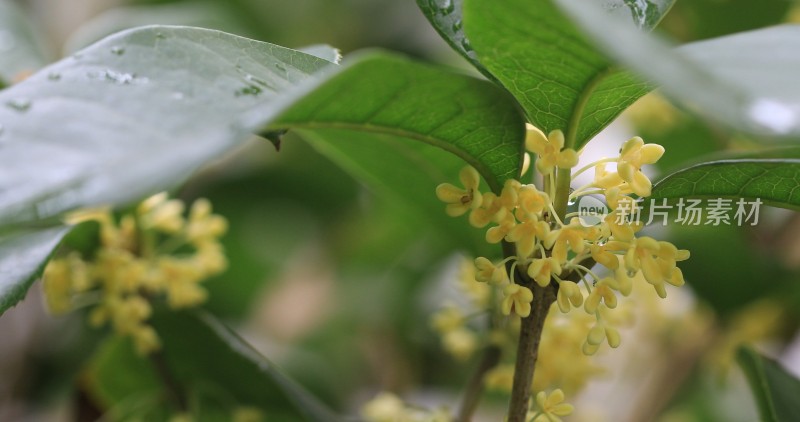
[268,121,506,192]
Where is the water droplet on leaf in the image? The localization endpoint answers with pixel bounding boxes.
[235,85,262,97]
[47,72,61,81]
[452,19,463,32]
[110,46,125,55]
[6,98,31,112]
[439,0,454,14]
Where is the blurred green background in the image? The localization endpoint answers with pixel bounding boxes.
[3,0,800,421]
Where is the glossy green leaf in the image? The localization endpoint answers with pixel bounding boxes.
[555,0,800,138]
[299,44,342,64]
[0,26,335,226]
[0,27,523,227]
[0,0,49,86]
[299,129,496,256]
[265,52,526,192]
[462,0,674,148]
[0,26,524,317]
[651,158,800,210]
[416,0,493,79]
[0,225,70,315]
[737,347,800,422]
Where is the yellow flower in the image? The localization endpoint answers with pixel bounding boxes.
[443,328,478,361]
[186,198,228,245]
[533,389,574,422]
[584,278,618,313]
[436,166,483,217]
[593,163,627,191]
[527,257,562,287]
[556,280,583,313]
[617,137,664,197]
[486,213,517,244]
[469,192,505,228]
[232,407,264,422]
[545,218,588,263]
[585,320,621,349]
[525,126,579,175]
[501,284,534,317]
[132,325,161,355]
[138,192,186,233]
[517,185,550,214]
[430,305,464,334]
[42,193,228,356]
[507,218,550,258]
[485,364,515,392]
[362,393,407,422]
[474,257,509,285]
[42,258,72,314]
[589,243,619,270]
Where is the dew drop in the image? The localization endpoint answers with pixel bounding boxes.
[245,74,272,89]
[439,0,454,14]
[155,32,166,39]
[235,85,262,97]
[461,38,472,52]
[47,72,61,81]
[171,92,185,100]
[110,46,125,55]
[6,98,31,112]
[452,19,463,32]
[274,63,287,72]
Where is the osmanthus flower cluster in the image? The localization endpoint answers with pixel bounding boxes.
[434,124,690,409]
[42,192,228,355]
[361,392,450,422]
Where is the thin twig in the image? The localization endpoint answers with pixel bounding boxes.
[149,351,188,411]
[456,345,502,422]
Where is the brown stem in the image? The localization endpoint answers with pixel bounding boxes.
[506,282,556,422]
[456,345,502,422]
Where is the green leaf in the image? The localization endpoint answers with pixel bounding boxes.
[265,52,526,192]
[87,312,344,420]
[0,225,70,315]
[86,337,166,418]
[0,26,524,315]
[299,129,496,256]
[0,26,336,226]
[651,158,800,210]
[416,0,494,79]
[153,310,343,421]
[555,0,800,138]
[0,27,522,227]
[0,0,49,86]
[737,347,800,422]
[462,0,674,148]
